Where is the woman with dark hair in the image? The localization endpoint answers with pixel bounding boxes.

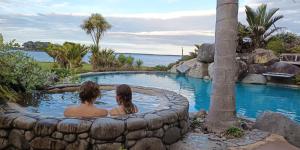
[110,84,138,116]
[64,81,108,117]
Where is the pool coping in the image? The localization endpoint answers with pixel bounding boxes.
[79,71,167,78]
[79,71,300,89]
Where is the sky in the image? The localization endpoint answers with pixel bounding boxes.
[0,0,299,55]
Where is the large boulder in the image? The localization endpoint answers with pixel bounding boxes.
[168,64,177,73]
[208,63,214,79]
[176,64,190,74]
[187,61,208,78]
[208,60,248,81]
[248,64,269,74]
[197,43,215,63]
[236,60,248,81]
[168,59,196,74]
[268,62,300,75]
[170,58,209,78]
[241,74,267,84]
[251,49,279,65]
[254,112,300,148]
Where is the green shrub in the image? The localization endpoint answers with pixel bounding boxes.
[51,68,71,78]
[294,74,300,85]
[135,59,143,68]
[290,45,300,53]
[225,127,244,138]
[90,47,118,71]
[118,54,127,66]
[0,39,50,101]
[126,56,134,66]
[153,65,168,71]
[266,38,285,54]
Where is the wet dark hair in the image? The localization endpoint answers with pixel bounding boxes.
[116,84,135,114]
[79,81,100,103]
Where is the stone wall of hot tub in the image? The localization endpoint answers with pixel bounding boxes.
[0,85,189,150]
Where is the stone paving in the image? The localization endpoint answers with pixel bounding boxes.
[170,129,270,150]
[0,85,189,150]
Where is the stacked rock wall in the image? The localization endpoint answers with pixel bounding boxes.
[0,85,189,150]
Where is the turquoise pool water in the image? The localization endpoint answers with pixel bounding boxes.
[18,90,161,117]
[81,72,300,122]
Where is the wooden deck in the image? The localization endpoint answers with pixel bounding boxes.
[280,53,300,66]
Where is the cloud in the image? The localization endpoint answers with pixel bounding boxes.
[0,0,299,55]
[0,13,215,54]
[107,10,216,19]
[110,30,214,36]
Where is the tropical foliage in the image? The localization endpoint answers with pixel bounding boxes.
[237,23,252,53]
[89,46,118,71]
[126,56,134,66]
[118,54,128,66]
[267,32,300,54]
[153,65,168,71]
[245,4,283,48]
[179,44,199,61]
[81,13,111,49]
[45,42,88,69]
[0,35,50,101]
[135,59,143,68]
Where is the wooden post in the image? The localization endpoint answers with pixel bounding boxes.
[181,47,184,59]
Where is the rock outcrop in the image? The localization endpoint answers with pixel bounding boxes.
[248,64,268,74]
[187,61,208,78]
[254,112,300,148]
[208,63,214,79]
[169,59,209,78]
[241,74,267,84]
[251,49,279,65]
[197,43,215,63]
[208,60,248,81]
[169,47,299,85]
[268,62,300,75]
[176,64,190,74]
[236,60,248,80]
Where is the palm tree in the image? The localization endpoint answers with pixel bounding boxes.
[81,13,111,49]
[245,4,283,48]
[44,42,88,69]
[207,0,239,132]
[45,44,68,68]
[63,42,88,69]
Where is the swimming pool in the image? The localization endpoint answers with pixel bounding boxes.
[81,72,300,122]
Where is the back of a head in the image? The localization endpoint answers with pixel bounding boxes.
[116,84,134,114]
[79,81,100,103]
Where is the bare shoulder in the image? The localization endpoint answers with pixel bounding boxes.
[95,108,108,117]
[64,106,77,117]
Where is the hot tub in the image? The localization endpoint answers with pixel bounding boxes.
[0,84,189,150]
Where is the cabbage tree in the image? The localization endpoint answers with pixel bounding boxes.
[81,13,111,49]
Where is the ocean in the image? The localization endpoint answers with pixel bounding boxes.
[20,51,181,67]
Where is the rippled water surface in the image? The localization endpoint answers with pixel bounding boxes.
[17,90,161,117]
[82,72,300,122]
